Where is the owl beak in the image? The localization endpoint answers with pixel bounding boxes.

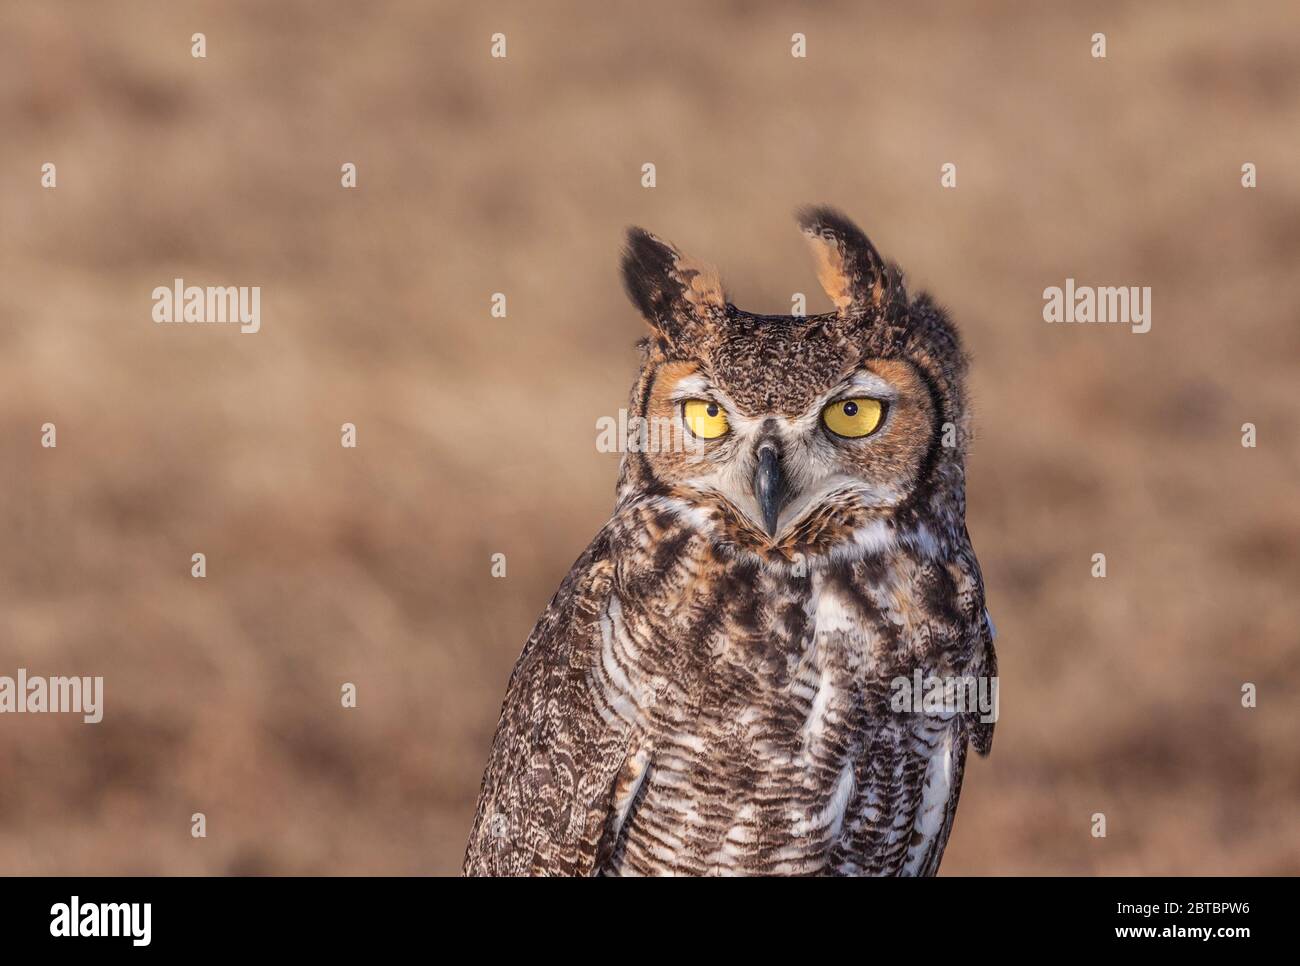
[754,443,786,539]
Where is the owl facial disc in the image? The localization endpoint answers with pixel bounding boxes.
[617,206,960,556]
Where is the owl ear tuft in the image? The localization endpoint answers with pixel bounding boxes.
[796,205,903,316]
[621,227,727,349]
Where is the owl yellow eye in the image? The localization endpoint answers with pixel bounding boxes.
[822,397,884,438]
[682,399,729,439]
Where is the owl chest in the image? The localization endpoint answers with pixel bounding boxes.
[614,563,896,702]
[599,573,943,875]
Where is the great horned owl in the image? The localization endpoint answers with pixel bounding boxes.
[464,206,996,876]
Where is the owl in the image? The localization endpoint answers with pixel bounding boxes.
[464,206,996,876]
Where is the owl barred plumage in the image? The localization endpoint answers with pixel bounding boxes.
[464,206,996,876]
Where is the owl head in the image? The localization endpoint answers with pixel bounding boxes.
[617,206,971,561]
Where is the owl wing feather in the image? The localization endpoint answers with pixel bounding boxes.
[904,547,998,876]
[463,528,636,876]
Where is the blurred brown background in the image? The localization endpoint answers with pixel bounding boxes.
[1,0,1297,875]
